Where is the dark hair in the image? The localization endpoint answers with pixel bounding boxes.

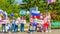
[20,16,24,20]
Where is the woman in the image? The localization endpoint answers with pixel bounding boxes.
[20,16,26,32]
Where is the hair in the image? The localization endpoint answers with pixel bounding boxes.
[20,16,25,20]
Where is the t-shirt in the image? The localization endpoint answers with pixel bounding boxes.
[12,20,15,24]
[39,20,44,25]
[47,15,51,20]
[15,20,19,25]
[44,17,47,23]
[2,20,5,24]
[20,20,26,24]
[33,19,38,26]
[22,20,26,24]
[34,19,38,24]
[40,15,43,19]
[5,20,10,26]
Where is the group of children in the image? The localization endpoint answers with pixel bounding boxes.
[2,16,26,32]
[1,11,51,33]
[29,12,51,33]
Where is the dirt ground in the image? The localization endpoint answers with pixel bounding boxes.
[0,29,60,34]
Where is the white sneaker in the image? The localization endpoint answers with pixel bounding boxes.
[49,30,51,32]
[30,32,33,34]
[46,30,48,33]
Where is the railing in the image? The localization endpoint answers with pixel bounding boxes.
[51,22,60,29]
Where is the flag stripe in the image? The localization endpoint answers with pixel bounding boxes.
[47,0,56,5]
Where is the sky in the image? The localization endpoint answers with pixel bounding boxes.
[15,0,24,4]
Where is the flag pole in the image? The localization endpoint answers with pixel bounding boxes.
[46,0,48,16]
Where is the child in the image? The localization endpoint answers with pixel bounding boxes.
[43,15,47,32]
[5,18,10,32]
[37,20,43,32]
[29,18,34,33]
[15,19,19,32]
[20,16,26,32]
[11,18,15,32]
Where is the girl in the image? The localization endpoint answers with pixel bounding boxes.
[46,12,51,32]
[43,15,48,32]
[20,16,26,32]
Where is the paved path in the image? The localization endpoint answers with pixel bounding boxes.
[0,29,60,34]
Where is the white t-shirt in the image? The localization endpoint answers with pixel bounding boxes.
[39,20,44,25]
[23,20,26,24]
[15,20,19,25]
[40,15,43,19]
[5,20,10,30]
[47,15,50,20]
[34,18,38,24]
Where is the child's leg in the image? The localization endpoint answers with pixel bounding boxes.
[20,24,24,32]
[15,25,18,32]
[12,24,15,32]
[6,26,8,32]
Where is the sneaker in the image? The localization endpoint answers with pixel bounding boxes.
[49,30,51,32]
[30,32,33,34]
[46,30,48,33]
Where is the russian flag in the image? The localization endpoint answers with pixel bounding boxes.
[31,15,40,19]
[47,0,56,5]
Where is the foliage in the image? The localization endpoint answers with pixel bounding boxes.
[0,0,60,21]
